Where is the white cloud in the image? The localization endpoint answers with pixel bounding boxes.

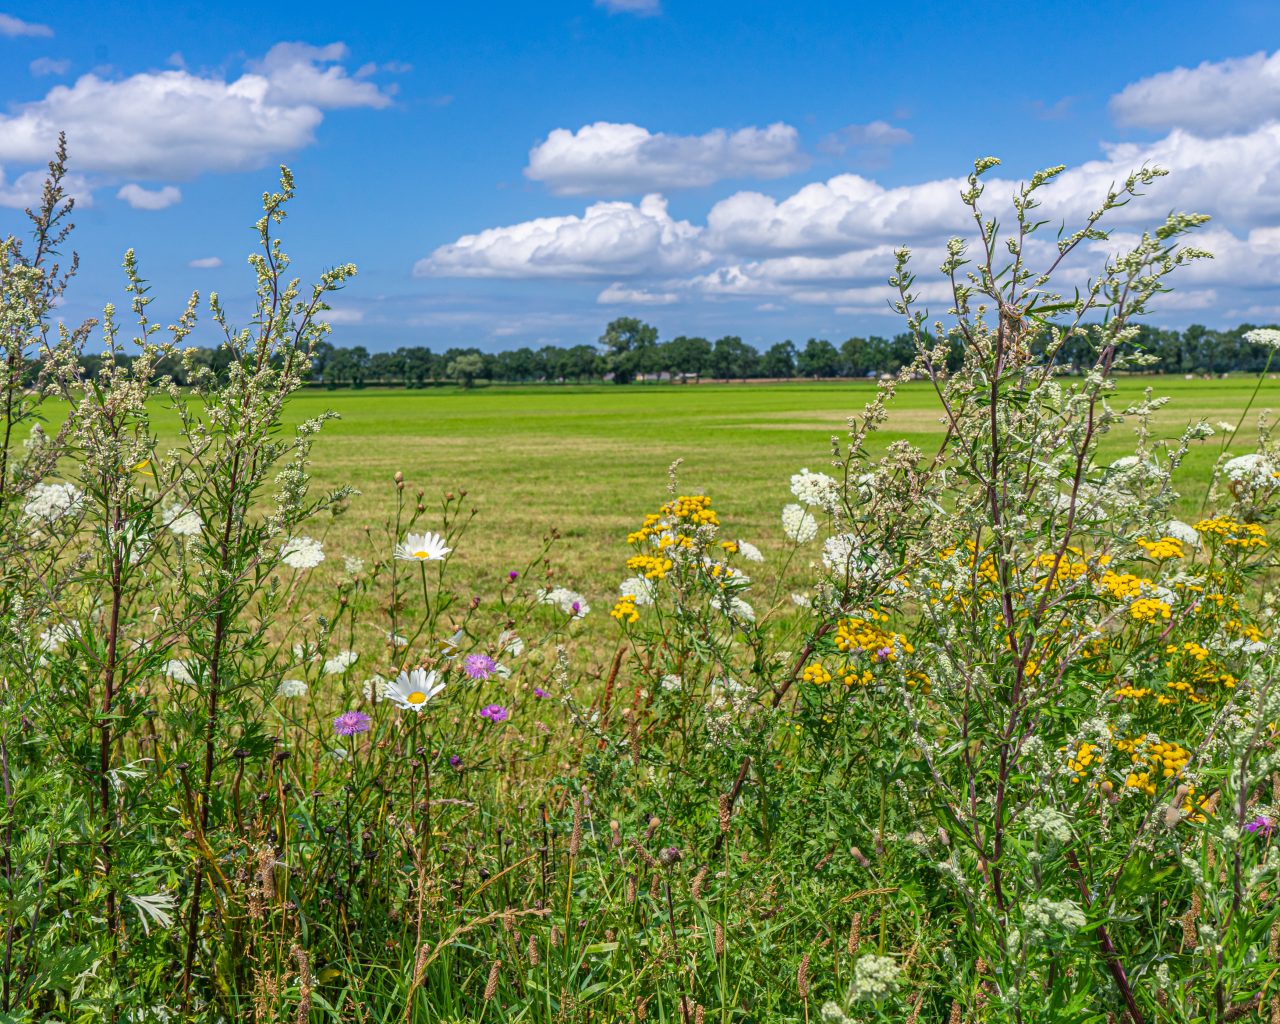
[1111,50,1280,136]
[29,57,69,76]
[188,256,222,269]
[0,14,52,38]
[819,120,913,161]
[417,194,709,279]
[117,183,181,210]
[595,0,661,15]
[597,283,679,305]
[0,165,91,209]
[320,307,364,324]
[525,121,807,195]
[0,42,391,181]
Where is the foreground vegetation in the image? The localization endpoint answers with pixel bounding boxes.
[3,146,1280,1024]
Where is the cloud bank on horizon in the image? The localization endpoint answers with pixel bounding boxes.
[0,7,1277,345]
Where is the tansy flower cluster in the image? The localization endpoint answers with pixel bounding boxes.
[1193,516,1268,549]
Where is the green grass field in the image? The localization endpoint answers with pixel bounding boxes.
[148,374,1266,604]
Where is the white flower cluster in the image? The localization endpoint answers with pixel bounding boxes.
[781,503,818,543]
[277,678,308,698]
[1223,453,1276,489]
[735,539,764,563]
[1245,327,1280,350]
[1023,896,1086,937]
[1162,519,1200,547]
[323,649,358,675]
[619,576,655,605]
[850,953,900,1001]
[538,587,590,618]
[281,536,325,569]
[23,482,83,524]
[163,505,203,538]
[1024,806,1072,844]
[790,468,840,511]
[712,593,755,622]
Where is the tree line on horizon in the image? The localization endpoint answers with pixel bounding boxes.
[78,315,1280,387]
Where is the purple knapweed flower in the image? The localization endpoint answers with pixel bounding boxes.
[333,710,372,737]
[508,570,520,581]
[449,754,462,768]
[463,653,497,680]
[479,703,509,723]
[570,601,582,616]
[533,687,551,699]
[1244,814,1275,837]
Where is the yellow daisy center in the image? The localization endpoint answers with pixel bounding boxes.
[407,691,427,704]
[413,550,430,559]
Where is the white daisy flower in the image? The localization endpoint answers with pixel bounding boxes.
[385,668,445,712]
[322,649,358,675]
[277,679,308,698]
[163,505,203,538]
[395,531,451,562]
[281,536,324,569]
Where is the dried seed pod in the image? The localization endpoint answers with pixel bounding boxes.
[718,793,732,833]
[527,933,540,967]
[847,912,862,955]
[483,960,501,1002]
[714,922,724,957]
[691,865,708,900]
[797,953,810,999]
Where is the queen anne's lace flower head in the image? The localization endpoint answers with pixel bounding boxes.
[782,504,818,543]
[1223,453,1276,489]
[322,649,358,675]
[277,678,308,698]
[23,482,83,524]
[1245,327,1280,350]
[538,587,590,618]
[790,468,840,510]
[163,505,203,538]
[281,536,324,569]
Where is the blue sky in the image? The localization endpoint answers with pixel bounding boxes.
[2,0,1278,352]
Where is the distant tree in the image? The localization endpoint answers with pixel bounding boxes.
[709,336,757,380]
[759,340,796,378]
[665,335,712,380]
[446,352,486,388]
[796,338,842,378]
[599,317,658,384]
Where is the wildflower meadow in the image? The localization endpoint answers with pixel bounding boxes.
[4,142,1280,1024]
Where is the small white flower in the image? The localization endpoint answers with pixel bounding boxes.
[659,673,683,692]
[735,539,764,563]
[38,622,77,652]
[323,649,358,675]
[850,954,900,1001]
[385,668,446,712]
[395,531,451,562]
[781,503,818,543]
[344,555,366,575]
[362,674,390,700]
[281,536,324,569]
[387,631,408,648]
[277,678,308,698]
[790,592,812,608]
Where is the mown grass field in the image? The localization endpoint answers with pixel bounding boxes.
[151,375,1269,603]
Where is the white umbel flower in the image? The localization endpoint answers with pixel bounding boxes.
[790,468,840,510]
[281,536,324,569]
[23,482,83,524]
[395,531,451,562]
[735,539,764,563]
[781,504,818,543]
[276,679,308,698]
[1223,453,1276,488]
[322,649,358,675]
[620,576,655,606]
[538,587,590,618]
[163,505,203,538]
[1245,327,1280,350]
[386,668,446,711]
[163,660,195,686]
[1163,520,1201,548]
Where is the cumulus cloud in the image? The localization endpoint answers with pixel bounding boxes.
[0,42,391,181]
[598,283,679,305]
[416,194,709,279]
[0,14,52,38]
[117,183,181,210]
[29,57,69,76]
[595,0,661,15]
[819,120,913,166]
[188,256,223,269]
[525,121,807,195]
[320,307,365,324]
[0,165,90,209]
[1111,50,1280,136]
